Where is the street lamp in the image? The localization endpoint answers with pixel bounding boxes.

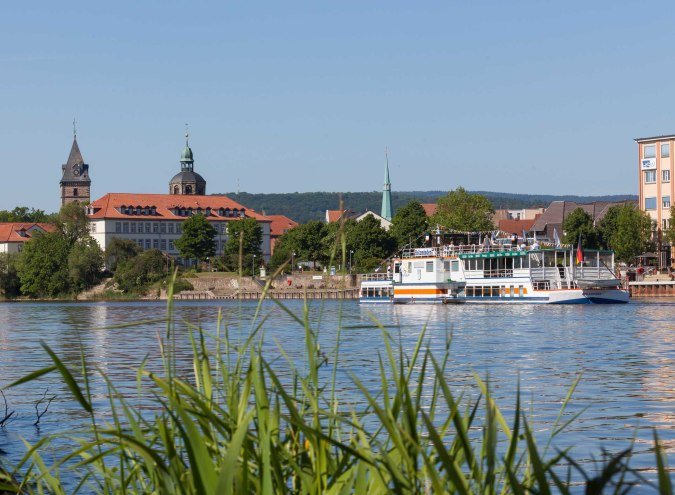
[291,252,296,273]
[349,250,354,274]
[252,254,256,278]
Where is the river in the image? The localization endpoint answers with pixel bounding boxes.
[0,298,674,490]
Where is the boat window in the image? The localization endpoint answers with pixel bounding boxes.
[443,261,450,271]
[476,259,484,271]
[426,261,434,272]
[451,260,459,272]
[466,286,474,297]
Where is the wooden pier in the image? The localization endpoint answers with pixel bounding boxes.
[629,280,675,297]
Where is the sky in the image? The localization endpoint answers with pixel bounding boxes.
[2,1,674,212]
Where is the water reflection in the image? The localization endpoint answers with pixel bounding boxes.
[0,299,673,481]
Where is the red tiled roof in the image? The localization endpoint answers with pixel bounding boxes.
[497,218,536,234]
[325,209,354,223]
[268,215,298,237]
[421,203,437,216]
[87,193,271,222]
[0,223,54,243]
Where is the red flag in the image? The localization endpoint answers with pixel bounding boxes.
[576,237,584,265]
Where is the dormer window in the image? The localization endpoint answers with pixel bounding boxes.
[240,209,246,217]
[205,208,211,216]
[151,207,157,215]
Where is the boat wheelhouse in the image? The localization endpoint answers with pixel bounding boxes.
[360,232,629,304]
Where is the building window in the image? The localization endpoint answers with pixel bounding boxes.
[644,144,656,158]
[177,223,183,234]
[130,222,137,234]
[663,170,671,182]
[145,239,151,250]
[663,196,671,209]
[160,239,167,251]
[122,222,129,233]
[169,240,175,251]
[168,223,174,234]
[153,223,159,233]
[90,223,97,233]
[645,170,657,183]
[160,223,166,233]
[115,222,121,233]
[144,222,150,233]
[153,239,159,249]
[73,188,79,197]
[645,197,657,210]
[662,143,670,158]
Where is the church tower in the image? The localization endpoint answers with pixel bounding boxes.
[60,130,91,205]
[381,149,392,221]
[169,127,206,195]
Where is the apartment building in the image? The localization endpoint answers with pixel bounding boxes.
[635,135,673,231]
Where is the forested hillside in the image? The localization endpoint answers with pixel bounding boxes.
[216,191,636,224]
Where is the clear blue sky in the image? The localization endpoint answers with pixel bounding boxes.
[2,1,673,212]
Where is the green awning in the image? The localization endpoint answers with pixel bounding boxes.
[459,251,526,259]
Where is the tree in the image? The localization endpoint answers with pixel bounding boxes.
[389,200,428,248]
[113,249,167,293]
[562,208,599,249]
[222,218,263,275]
[68,237,104,292]
[105,238,142,272]
[345,215,396,272]
[599,204,652,263]
[0,206,53,223]
[175,214,217,264]
[0,254,21,298]
[666,206,675,246]
[17,231,71,297]
[430,187,494,232]
[55,202,90,246]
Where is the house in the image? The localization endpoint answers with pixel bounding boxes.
[0,223,55,254]
[354,211,392,231]
[530,201,634,241]
[268,214,298,253]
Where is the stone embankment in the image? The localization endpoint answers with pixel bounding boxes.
[172,273,360,301]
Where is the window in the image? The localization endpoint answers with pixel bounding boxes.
[145,239,151,250]
[663,170,671,182]
[425,261,434,272]
[160,239,166,251]
[123,222,129,233]
[663,196,671,209]
[153,239,159,249]
[73,188,78,197]
[130,222,137,234]
[451,260,459,272]
[645,170,657,183]
[177,223,183,234]
[153,223,158,233]
[169,240,175,251]
[662,143,670,158]
[90,223,97,233]
[645,197,657,210]
[168,223,174,234]
[145,222,151,233]
[115,222,121,233]
[644,144,656,158]
[160,223,166,233]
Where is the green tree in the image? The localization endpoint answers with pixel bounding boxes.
[55,202,90,246]
[113,249,167,293]
[345,215,396,271]
[666,206,675,246]
[68,237,104,292]
[562,208,599,249]
[389,200,428,248]
[0,206,53,223]
[0,253,21,298]
[599,204,652,263]
[175,214,217,264]
[430,187,495,232]
[17,231,71,297]
[105,237,142,272]
[222,218,263,275]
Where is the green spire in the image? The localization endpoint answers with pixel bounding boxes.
[381,148,392,221]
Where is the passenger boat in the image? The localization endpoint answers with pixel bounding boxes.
[359,233,629,304]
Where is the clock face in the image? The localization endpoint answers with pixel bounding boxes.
[73,167,80,176]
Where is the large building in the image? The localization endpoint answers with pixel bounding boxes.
[0,223,54,254]
[635,135,673,232]
[78,132,272,263]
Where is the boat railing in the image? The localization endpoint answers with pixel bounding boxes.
[402,244,524,258]
[482,269,514,278]
[576,267,617,280]
[361,273,393,282]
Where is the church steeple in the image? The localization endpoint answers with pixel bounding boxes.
[170,125,206,195]
[60,130,91,206]
[381,148,392,221]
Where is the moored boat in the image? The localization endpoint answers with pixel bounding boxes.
[359,232,629,305]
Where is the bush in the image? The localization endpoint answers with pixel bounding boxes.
[171,278,194,294]
[113,249,167,293]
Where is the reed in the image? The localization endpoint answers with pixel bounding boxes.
[1,280,672,494]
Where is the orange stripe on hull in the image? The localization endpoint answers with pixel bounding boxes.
[395,288,447,295]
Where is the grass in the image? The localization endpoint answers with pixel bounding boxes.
[1,280,673,494]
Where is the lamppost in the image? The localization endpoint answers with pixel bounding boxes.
[349,250,354,274]
[291,252,296,273]
[252,254,257,278]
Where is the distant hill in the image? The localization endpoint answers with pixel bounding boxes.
[215,191,637,224]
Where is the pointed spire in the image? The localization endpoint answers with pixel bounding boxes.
[381,148,392,221]
[66,137,84,167]
[73,118,77,139]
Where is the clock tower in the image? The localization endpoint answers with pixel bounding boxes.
[60,136,91,205]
